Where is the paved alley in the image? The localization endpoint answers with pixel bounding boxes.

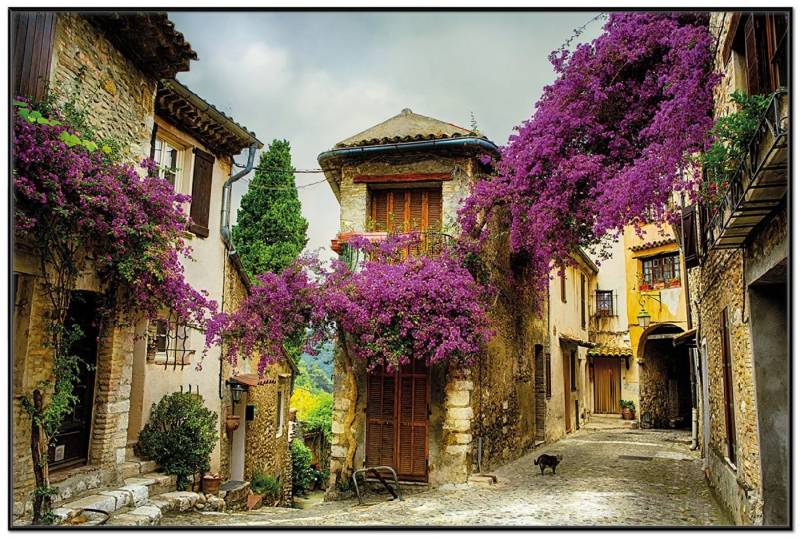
[160,420,731,527]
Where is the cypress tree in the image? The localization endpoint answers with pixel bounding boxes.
[232,139,308,279]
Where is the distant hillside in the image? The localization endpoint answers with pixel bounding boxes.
[297,341,334,393]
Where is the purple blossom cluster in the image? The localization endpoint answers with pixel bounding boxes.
[13,104,216,327]
[459,12,719,291]
[206,241,493,375]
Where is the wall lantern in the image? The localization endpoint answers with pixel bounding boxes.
[226,380,247,406]
[637,292,663,329]
[637,307,652,329]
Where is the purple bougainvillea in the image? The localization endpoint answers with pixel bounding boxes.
[13,102,216,327]
[459,12,720,292]
[207,236,493,375]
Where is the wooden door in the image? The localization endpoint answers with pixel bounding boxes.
[593,358,621,414]
[365,358,429,481]
[49,291,99,469]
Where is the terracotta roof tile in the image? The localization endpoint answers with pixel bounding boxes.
[588,345,633,358]
[629,238,677,252]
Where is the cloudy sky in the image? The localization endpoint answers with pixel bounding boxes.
[170,10,603,257]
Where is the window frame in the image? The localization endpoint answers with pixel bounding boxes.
[640,252,681,289]
[595,290,615,317]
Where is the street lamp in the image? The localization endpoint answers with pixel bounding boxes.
[637,292,663,329]
[226,380,246,406]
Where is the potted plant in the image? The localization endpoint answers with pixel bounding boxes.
[620,400,636,420]
[225,415,241,436]
[202,473,222,496]
[639,283,652,291]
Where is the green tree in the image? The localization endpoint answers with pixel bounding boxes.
[233,140,308,279]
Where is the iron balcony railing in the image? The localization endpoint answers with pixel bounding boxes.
[701,89,788,250]
[339,231,456,272]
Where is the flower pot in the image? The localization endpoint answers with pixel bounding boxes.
[202,474,221,496]
[622,407,635,420]
[226,415,241,436]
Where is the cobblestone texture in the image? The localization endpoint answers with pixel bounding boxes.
[160,421,731,527]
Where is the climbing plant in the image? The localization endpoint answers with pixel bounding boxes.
[13,98,216,523]
[458,12,720,293]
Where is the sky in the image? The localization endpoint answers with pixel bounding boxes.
[170,10,604,258]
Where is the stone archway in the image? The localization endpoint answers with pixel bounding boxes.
[638,323,691,429]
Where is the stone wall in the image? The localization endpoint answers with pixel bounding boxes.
[12,16,159,517]
[49,14,157,158]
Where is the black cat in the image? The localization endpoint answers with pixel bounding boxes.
[534,454,563,475]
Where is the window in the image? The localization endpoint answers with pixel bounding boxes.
[275,389,285,437]
[721,308,737,465]
[580,274,586,329]
[153,137,181,188]
[595,290,614,316]
[641,253,681,289]
[150,319,192,367]
[732,13,788,95]
[560,268,567,303]
[369,188,442,233]
[545,352,552,399]
[570,350,577,391]
[155,319,169,354]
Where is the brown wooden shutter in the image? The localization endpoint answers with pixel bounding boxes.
[397,359,429,480]
[720,308,737,463]
[744,14,766,95]
[545,352,552,399]
[580,274,586,329]
[427,190,442,231]
[682,204,700,269]
[370,191,388,231]
[12,12,57,102]
[189,148,214,238]
[365,370,396,469]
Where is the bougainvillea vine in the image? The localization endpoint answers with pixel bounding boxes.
[458,12,720,292]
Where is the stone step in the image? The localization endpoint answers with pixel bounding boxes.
[105,491,226,526]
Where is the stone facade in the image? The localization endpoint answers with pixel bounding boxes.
[49,14,157,158]
[686,12,789,526]
[12,14,160,518]
[218,260,294,506]
[325,132,548,490]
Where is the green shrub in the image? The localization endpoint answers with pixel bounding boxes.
[251,469,281,500]
[137,392,218,489]
[619,400,635,411]
[290,439,314,496]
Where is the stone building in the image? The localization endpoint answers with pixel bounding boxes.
[319,108,558,489]
[11,12,196,518]
[684,11,788,526]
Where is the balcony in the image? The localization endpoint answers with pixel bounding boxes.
[701,89,788,250]
[331,231,456,271]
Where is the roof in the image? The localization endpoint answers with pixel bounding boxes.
[558,333,596,348]
[335,108,487,148]
[629,238,677,252]
[156,79,263,157]
[86,12,197,79]
[588,345,633,358]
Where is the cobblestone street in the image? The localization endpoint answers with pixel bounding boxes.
[160,419,731,527]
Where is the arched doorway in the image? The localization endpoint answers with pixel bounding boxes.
[638,323,691,429]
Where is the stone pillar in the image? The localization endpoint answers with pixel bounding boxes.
[439,370,474,483]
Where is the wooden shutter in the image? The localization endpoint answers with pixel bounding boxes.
[397,359,429,480]
[189,148,214,237]
[12,12,57,102]
[580,274,586,329]
[682,205,699,269]
[720,308,737,463]
[365,369,396,469]
[744,13,764,95]
[427,190,442,230]
[545,352,552,399]
[370,191,388,231]
[370,188,443,233]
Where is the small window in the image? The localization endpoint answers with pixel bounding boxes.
[596,290,615,317]
[276,389,285,437]
[153,137,182,188]
[641,253,681,289]
[155,319,169,353]
[721,308,737,464]
[151,319,192,367]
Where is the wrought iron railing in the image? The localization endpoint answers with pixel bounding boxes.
[339,231,456,271]
[701,89,788,250]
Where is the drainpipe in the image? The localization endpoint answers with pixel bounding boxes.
[218,143,259,401]
[679,194,699,450]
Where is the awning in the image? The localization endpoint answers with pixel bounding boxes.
[558,333,596,348]
[230,374,260,387]
[672,328,697,347]
[588,345,633,358]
